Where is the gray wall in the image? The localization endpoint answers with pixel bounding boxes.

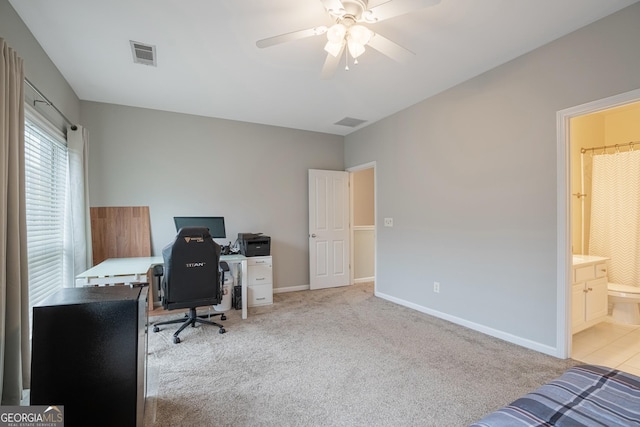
[5,0,640,354]
[345,3,640,352]
[3,0,344,290]
[0,0,80,130]
[80,101,344,289]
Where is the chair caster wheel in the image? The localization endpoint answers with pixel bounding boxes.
[219,328,226,334]
[221,315,227,320]
[173,336,181,344]
[153,326,160,333]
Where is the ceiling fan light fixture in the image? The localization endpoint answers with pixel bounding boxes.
[326,23,346,43]
[324,40,345,57]
[347,39,366,58]
[346,24,372,59]
[349,24,372,45]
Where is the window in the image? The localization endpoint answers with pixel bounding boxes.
[24,112,68,316]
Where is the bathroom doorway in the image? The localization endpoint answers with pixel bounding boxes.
[558,90,640,367]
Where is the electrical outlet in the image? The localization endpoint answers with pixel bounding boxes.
[434,281,440,293]
[384,218,393,227]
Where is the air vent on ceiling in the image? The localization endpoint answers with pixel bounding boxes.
[130,40,157,66]
[334,117,367,128]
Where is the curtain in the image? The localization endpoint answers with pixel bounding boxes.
[0,38,29,405]
[589,149,640,287]
[65,125,91,287]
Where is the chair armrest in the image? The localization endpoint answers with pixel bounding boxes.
[153,264,163,277]
[219,261,230,271]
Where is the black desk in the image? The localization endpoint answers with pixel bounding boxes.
[30,286,148,427]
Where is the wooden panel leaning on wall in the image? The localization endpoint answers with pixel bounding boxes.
[90,206,152,265]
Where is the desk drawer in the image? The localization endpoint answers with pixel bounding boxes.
[248,256,271,267]
[248,284,272,307]
[248,265,272,286]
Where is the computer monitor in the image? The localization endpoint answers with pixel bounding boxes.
[173,216,226,239]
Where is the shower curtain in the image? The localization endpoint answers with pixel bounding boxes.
[589,149,640,287]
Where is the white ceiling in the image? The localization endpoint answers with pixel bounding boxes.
[9,0,639,136]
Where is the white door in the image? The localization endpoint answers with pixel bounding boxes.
[309,169,350,290]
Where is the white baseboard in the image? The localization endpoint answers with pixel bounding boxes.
[274,281,372,292]
[273,285,310,294]
[270,285,559,357]
[375,290,560,358]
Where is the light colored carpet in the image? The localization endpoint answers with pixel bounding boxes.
[144,282,576,427]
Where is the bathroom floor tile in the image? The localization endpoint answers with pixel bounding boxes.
[617,364,640,377]
[622,353,640,370]
[571,339,603,359]
[572,317,640,371]
[609,333,640,349]
[579,347,633,367]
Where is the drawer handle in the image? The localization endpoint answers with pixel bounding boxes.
[583,289,589,293]
[256,261,265,264]
[256,277,265,281]
[588,287,593,291]
[257,297,266,300]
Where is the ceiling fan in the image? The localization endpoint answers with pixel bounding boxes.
[256,0,440,78]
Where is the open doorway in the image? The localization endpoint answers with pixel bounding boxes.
[348,162,376,291]
[557,89,640,360]
[569,101,640,372]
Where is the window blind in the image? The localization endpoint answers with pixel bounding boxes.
[24,116,68,311]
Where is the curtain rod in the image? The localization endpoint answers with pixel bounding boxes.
[581,141,637,154]
[24,78,77,130]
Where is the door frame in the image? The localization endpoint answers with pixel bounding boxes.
[347,161,377,293]
[556,88,640,358]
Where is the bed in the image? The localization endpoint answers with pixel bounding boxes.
[470,364,640,426]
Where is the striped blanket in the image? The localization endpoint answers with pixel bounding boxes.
[470,364,640,426]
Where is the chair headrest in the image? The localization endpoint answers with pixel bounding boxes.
[176,226,211,239]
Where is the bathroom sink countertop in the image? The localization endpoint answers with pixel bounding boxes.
[572,254,609,266]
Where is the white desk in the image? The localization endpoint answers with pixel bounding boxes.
[75,256,163,287]
[76,255,249,319]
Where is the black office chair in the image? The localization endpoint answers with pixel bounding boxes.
[152,226,229,343]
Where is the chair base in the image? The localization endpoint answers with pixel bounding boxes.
[153,307,226,343]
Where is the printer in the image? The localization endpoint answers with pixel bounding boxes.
[238,233,271,257]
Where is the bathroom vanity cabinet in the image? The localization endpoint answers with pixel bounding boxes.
[572,255,609,334]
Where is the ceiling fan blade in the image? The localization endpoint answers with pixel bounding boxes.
[368,0,440,22]
[256,26,327,49]
[366,33,414,62]
[321,45,345,79]
[320,0,346,16]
